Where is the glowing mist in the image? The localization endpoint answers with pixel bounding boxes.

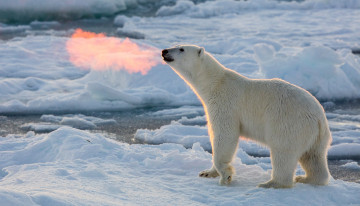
[66,29,161,75]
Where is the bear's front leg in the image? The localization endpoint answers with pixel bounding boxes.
[213,144,237,185]
[208,120,240,185]
[199,165,219,178]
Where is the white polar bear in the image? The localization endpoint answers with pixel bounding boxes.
[162,45,331,188]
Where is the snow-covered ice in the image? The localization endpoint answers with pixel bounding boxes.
[135,106,360,159]
[341,161,360,170]
[1,1,360,113]
[1,127,360,205]
[1,0,360,204]
[19,114,117,133]
[0,0,138,23]
[255,45,360,100]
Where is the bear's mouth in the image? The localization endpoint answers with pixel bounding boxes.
[162,56,174,62]
[162,49,174,62]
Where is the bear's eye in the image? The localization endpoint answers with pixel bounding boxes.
[179,48,184,52]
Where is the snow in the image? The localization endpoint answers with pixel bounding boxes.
[0,25,30,35]
[136,121,211,149]
[157,0,360,18]
[29,21,61,30]
[255,45,360,100]
[341,161,360,170]
[156,0,195,17]
[1,0,360,204]
[0,127,360,205]
[136,106,360,159]
[145,106,205,118]
[20,123,63,133]
[1,2,360,113]
[113,15,128,27]
[328,143,360,160]
[19,114,117,133]
[0,0,136,23]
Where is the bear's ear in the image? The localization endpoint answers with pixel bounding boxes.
[198,47,205,57]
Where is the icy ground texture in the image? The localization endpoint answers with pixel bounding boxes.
[1,2,360,114]
[341,162,360,170]
[0,0,174,23]
[20,114,117,133]
[1,1,360,203]
[135,106,360,159]
[2,0,358,112]
[0,0,359,23]
[0,127,359,205]
[0,35,197,114]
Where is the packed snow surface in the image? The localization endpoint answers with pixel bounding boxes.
[20,114,117,133]
[1,0,360,205]
[135,106,360,159]
[1,127,360,205]
[1,0,360,114]
[341,161,360,170]
[0,0,138,23]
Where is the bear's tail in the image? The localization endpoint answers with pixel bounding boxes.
[318,117,332,152]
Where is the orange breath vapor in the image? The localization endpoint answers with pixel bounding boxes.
[66,29,161,75]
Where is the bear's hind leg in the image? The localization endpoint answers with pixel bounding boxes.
[259,149,297,188]
[296,150,330,185]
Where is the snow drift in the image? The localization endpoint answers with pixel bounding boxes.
[254,44,360,100]
[1,35,360,114]
[156,0,360,17]
[0,127,359,205]
[0,0,137,23]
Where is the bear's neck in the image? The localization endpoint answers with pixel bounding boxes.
[190,53,227,103]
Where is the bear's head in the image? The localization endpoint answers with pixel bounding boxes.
[162,45,205,83]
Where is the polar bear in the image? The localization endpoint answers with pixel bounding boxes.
[162,45,331,188]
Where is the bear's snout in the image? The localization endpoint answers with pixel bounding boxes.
[162,49,174,62]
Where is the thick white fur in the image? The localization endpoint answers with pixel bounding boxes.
[162,45,331,188]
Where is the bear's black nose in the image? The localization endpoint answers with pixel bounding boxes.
[162,49,168,56]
